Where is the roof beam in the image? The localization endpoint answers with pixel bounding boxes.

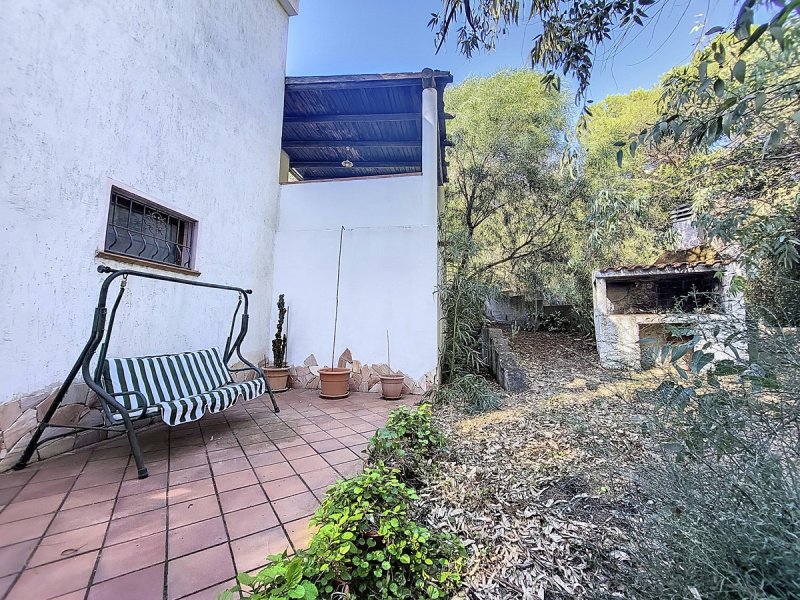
[284,112,419,124]
[282,139,421,149]
[285,71,453,91]
[292,160,420,169]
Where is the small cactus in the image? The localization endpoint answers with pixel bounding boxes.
[272,294,287,368]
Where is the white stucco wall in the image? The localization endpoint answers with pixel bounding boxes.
[272,175,439,380]
[0,0,290,401]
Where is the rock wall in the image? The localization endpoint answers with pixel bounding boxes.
[284,349,436,395]
[481,328,528,393]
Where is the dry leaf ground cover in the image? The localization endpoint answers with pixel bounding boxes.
[418,331,665,599]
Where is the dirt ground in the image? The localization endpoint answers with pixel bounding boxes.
[420,330,663,600]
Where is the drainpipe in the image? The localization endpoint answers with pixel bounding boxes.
[421,68,442,383]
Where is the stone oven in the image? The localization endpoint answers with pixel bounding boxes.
[593,207,747,369]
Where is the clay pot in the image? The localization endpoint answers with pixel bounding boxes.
[264,367,289,392]
[379,374,404,400]
[319,367,351,399]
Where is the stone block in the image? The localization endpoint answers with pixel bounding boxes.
[51,404,84,427]
[37,437,76,461]
[373,363,390,376]
[304,354,318,367]
[20,389,52,412]
[368,383,381,394]
[75,429,107,449]
[0,432,32,472]
[352,360,361,373]
[5,409,37,449]
[308,377,320,389]
[367,374,380,389]
[78,409,105,428]
[337,348,352,368]
[309,365,321,377]
[0,399,23,432]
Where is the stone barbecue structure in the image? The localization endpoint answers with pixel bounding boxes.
[593,206,747,370]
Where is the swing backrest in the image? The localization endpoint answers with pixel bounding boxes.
[102,348,233,412]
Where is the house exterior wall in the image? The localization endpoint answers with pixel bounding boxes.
[0,0,291,467]
[272,175,439,392]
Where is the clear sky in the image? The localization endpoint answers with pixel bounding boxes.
[287,1,740,102]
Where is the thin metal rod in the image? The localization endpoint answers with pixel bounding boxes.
[331,226,345,368]
[387,330,391,371]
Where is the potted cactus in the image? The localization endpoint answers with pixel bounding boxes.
[265,294,289,392]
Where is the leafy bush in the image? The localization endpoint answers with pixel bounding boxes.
[222,551,317,600]
[626,328,800,599]
[367,405,446,477]
[308,464,465,599]
[222,464,466,600]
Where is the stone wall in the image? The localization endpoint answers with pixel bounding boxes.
[481,328,528,393]
[283,349,436,395]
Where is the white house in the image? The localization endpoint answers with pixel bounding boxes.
[0,0,450,469]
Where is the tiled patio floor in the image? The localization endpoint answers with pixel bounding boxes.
[0,389,412,600]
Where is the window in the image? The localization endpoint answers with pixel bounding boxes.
[104,187,196,269]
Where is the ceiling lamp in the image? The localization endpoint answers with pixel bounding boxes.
[341,159,353,168]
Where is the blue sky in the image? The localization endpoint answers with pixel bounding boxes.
[287,1,740,101]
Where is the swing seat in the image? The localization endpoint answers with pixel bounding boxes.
[102,347,266,426]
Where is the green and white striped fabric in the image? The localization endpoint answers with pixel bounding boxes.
[102,348,264,426]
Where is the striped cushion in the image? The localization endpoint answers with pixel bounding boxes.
[102,348,248,426]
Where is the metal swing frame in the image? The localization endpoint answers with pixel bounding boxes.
[14,265,279,479]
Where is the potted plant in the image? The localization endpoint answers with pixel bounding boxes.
[320,227,351,398]
[379,330,404,400]
[264,294,290,392]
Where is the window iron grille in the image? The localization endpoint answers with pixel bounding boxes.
[104,187,195,269]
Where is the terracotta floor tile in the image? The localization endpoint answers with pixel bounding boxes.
[271,492,320,523]
[241,441,276,457]
[0,486,22,506]
[334,459,365,479]
[0,539,38,577]
[61,482,119,510]
[210,457,251,477]
[299,467,340,490]
[6,550,98,600]
[168,477,216,505]
[47,499,114,535]
[94,530,165,582]
[288,454,327,474]
[117,472,168,498]
[309,438,345,453]
[262,475,308,501]
[230,527,290,573]
[29,522,107,568]
[169,463,212,486]
[14,477,74,502]
[224,502,280,540]
[88,563,165,600]
[168,517,228,560]
[218,484,267,514]
[167,543,234,600]
[284,516,318,551]
[0,492,65,524]
[248,450,285,468]
[169,452,208,472]
[105,507,166,546]
[339,433,368,446]
[1,503,55,543]
[0,574,15,598]
[169,495,221,529]
[254,461,295,483]
[213,469,258,493]
[0,471,34,491]
[72,468,125,491]
[321,448,361,466]
[279,444,317,460]
[206,447,245,463]
[113,488,167,520]
[178,578,236,600]
[300,431,331,443]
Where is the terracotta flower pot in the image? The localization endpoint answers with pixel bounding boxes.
[264,367,289,392]
[319,367,351,399]
[379,374,404,400]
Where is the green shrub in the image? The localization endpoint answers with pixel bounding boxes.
[308,464,465,599]
[221,551,317,600]
[367,405,446,478]
[626,333,800,599]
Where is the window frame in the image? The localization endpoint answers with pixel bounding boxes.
[99,185,199,274]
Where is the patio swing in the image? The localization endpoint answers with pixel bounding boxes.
[14,265,279,479]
